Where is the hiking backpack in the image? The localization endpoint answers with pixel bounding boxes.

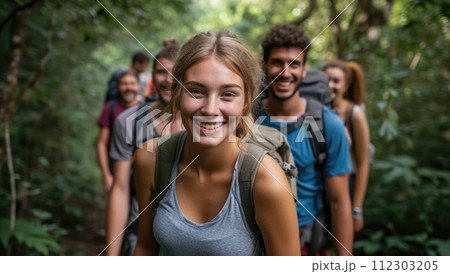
[154,125,298,241]
[252,69,332,253]
[299,69,332,107]
[251,69,331,119]
[261,97,331,254]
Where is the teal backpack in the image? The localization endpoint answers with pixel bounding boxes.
[154,125,298,240]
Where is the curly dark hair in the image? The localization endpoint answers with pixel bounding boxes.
[261,24,311,63]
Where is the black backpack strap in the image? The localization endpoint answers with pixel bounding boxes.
[347,103,355,149]
[237,143,267,241]
[284,115,305,134]
[154,131,187,206]
[109,100,117,129]
[305,99,326,170]
[304,99,328,256]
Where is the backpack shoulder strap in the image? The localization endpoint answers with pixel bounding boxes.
[154,131,187,205]
[237,142,267,241]
[305,99,329,256]
[305,99,326,170]
[344,103,355,127]
[109,100,117,128]
[347,103,356,144]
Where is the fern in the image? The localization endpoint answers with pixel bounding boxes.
[0,219,59,255]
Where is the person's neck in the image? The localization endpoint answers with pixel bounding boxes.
[332,97,351,113]
[128,65,138,74]
[264,93,305,120]
[150,101,172,136]
[182,137,240,174]
[151,101,167,112]
[118,98,138,108]
[332,97,352,123]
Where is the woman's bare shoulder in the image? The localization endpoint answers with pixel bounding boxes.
[252,155,292,201]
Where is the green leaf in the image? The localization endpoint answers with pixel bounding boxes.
[378,120,398,141]
[388,88,399,98]
[0,233,10,248]
[0,219,12,247]
[417,168,450,181]
[383,167,404,184]
[436,239,450,255]
[371,160,393,170]
[37,156,50,168]
[387,155,417,167]
[403,233,428,244]
[376,101,388,111]
[5,219,60,255]
[403,169,421,185]
[355,240,382,254]
[386,236,409,252]
[32,209,53,221]
[370,230,385,241]
[387,109,399,124]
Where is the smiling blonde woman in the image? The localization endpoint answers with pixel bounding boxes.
[133,30,300,256]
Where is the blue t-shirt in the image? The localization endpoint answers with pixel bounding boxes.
[260,103,351,227]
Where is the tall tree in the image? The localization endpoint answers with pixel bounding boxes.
[0,0,54,254]
[327,0,394,58]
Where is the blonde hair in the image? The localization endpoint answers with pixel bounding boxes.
[168,29,263,143]
[323,59,366,104]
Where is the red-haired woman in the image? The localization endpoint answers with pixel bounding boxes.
[323,60,370,232]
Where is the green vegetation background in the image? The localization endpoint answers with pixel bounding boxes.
[0,0,449,255]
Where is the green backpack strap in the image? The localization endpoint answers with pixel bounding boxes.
[238,142,267,241]
[154,131,187,205]
[238,125,299,242]
[256,125,298,199]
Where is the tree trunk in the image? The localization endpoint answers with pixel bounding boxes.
[5,120,16,255]
[327,0,394,59]
[0,8,32,256]
[328,0,345,58]
[291,0,317,26]
[0,130,4,191]
[0,2,51,255]
[0,0,42,157]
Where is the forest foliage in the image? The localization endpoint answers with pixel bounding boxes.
[0,0,449,255]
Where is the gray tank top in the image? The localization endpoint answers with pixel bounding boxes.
[153,138,265,256]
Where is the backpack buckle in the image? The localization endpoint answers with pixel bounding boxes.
[282,162,292,171]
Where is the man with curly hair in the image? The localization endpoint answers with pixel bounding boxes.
[259,24,353,255]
